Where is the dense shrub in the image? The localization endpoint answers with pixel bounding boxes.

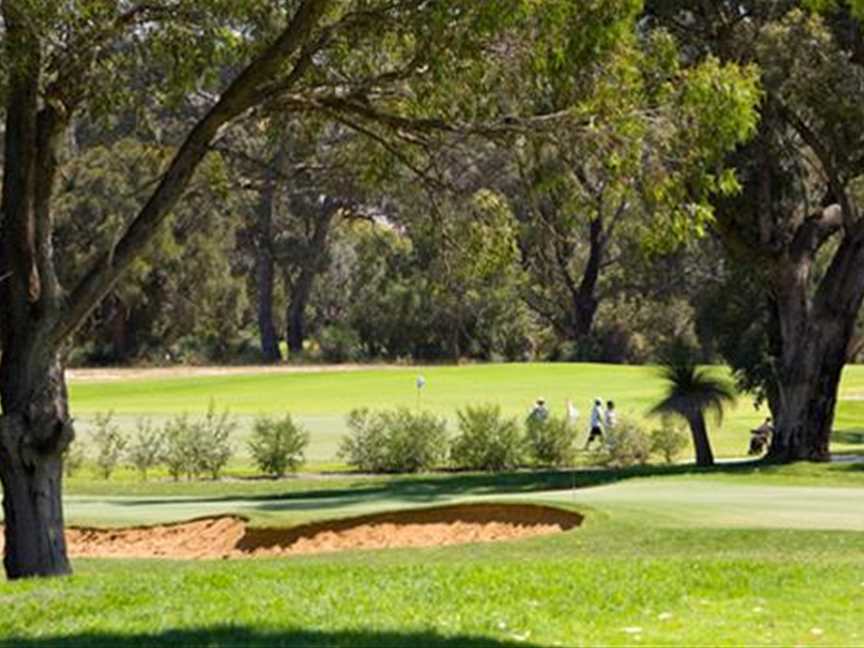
[63,440,86,478]
[155,405,237,481]
[160,413,197,481]
[339,408,448,473]
[248,414,309,478]
[317,323,362,363]
[450,404,523,471]
[339,408,388,472]
[92,411,127,479]
[594,416,651,468]
[198,402,236,479]
[525,415,578,467]
[126,417,163,480]
[650,419,689,464]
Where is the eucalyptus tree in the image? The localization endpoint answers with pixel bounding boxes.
[646,2,864,461]
[225,113,398,360]
[0,0,637,579]
[54,138,249,363]
[503,25,760,353]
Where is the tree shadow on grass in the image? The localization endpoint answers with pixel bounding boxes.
[832,428,864,445]
[1,626,541,647]
[104,460,770,510]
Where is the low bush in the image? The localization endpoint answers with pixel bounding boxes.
[526,415,578,467]
[594,416,651,468]
[63,439,86,478]
[339,408,448,473]
[248,414,309,478]
[160,414,197,481]
[126,418,163,481]
[650,418,689,464]
[92,411,127,479]
[317,323,362,363]
[339,409,389,473]
[198,402,236,479]
[451,404,523,471]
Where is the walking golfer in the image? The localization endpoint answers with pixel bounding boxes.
[584,398,605,450]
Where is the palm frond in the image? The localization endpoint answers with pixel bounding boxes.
[650,357,736,423]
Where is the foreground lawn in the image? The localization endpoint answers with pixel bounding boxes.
[2,523,863,646]
[2,462,864,645]
[66,362,864,463]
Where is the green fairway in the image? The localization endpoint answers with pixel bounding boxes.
[3,463,864,645]
[67,363,864,464]
[56,476,864,531]
[3,366,863,645]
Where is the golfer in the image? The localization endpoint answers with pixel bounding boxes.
[584,398,605,450]
[528,398,550,424]
[605,400,617,430]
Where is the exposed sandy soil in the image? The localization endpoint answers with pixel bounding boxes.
[65,364,406,382]
[0,504,582,560]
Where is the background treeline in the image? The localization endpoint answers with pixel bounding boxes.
[57,111,753,367]
[17,1,864,466]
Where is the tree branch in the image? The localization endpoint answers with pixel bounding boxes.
[53,0,333,345]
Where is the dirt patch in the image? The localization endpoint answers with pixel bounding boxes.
[65,364,405,382]
[0,504,582,560]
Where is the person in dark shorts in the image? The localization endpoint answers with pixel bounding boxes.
[584,398,605,450]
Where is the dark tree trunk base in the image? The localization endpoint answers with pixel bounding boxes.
[0,414,72,579]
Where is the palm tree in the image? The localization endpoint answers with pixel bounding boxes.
[650,353,736,467]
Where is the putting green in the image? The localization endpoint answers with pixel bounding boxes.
[58,477,864,532]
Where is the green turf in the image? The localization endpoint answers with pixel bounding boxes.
[67,362,864,464]
[3,552,864,646]
[3,483,864,645]
[3,463,864,644]
[2,366,863,645]
[53,461,864,529]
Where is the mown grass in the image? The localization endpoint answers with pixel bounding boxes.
[2,463,864,644]
[63,456,864,500]
[2,366,862,644]
[55,464,864,530]
[2,521,863,646]
[66,362,864,464]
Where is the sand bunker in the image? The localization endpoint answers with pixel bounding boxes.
[0,504,582,560]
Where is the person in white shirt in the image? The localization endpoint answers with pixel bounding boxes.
[605,400,617,430]
[584,398,605,450]
[566,399,580,426]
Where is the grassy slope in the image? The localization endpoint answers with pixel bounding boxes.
[65,362,864,463]
[2,464,864,644]
[2,366,863,645]
[55,461,864,528]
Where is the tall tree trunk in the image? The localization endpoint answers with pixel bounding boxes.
[0,10,73,579]
[286,282,310,355]
[554,217,604,342]
[0,357,73,579]
[285,202,337,355]
[768,255,864,461]
[687,413,715,467]
[769,331,846,462]
[255,160,281,363]
[109,295,130,362]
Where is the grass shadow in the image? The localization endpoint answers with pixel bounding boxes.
[102,460,770,510]
[1,626,540,647]
[831,428,864,445]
